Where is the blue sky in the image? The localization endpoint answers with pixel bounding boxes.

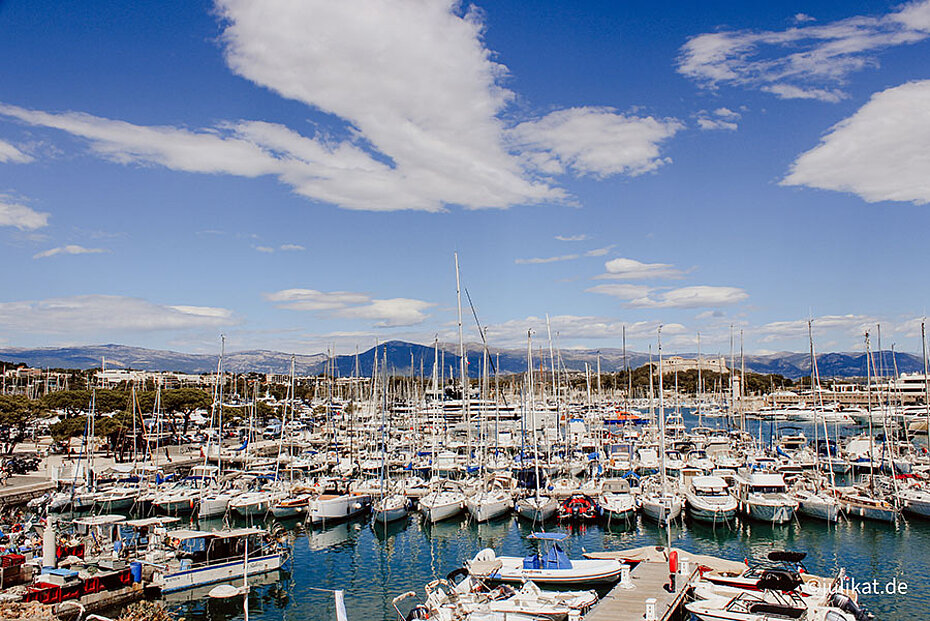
[1,0,929,358]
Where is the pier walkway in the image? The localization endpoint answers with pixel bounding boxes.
[584,560,696,621]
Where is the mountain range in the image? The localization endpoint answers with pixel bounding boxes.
[0,342,923,380]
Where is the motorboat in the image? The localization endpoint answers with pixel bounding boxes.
[639,477,684,525]
[308,492,371,525]
[270,493,315,519]
[147,527,288,593]
[733,472,798,524]
[397,573,597,621]
[791,479,841,523]
[896,484,930,518]
[686,476,738,524]
[92,485,140,512]
[229,490,283,518]
[598,478,636,521]
[466,533,624,585]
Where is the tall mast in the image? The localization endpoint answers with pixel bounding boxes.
[546,314,558,418]
[623,326,631,407]
[697,333,703,427]
[922,319,929,451]
[528,330,541,504]
[218,335,225,475]
[454,252,470,466]
[658,327,666,497]
[739,329,745,433]
[865,332,875,495]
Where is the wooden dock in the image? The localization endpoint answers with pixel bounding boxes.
[584,561,696,621]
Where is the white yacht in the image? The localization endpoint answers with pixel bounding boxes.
[598,478,637,521]
[734,472,798,524]
[685,475,738,524]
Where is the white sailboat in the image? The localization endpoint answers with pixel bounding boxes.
[515,328,558,523]
[640,330,684,525]
[372,345,410,525]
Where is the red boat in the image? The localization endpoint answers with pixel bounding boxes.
[557,494,598,521]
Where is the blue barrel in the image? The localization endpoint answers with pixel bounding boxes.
[129,561,142,583]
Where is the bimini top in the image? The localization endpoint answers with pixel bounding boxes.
[528,532,568,542]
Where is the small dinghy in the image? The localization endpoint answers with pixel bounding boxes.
[556,494,598,521]
[466,533,623,585]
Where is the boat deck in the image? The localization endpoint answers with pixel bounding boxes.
[583,560,696,621]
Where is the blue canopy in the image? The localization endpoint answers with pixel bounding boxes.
[523,540,573,570]
[528,532,568,541]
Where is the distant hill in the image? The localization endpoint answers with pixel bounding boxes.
[0,342,922,380]
[0,344,327,375]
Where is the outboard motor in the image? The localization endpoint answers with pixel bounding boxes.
[830,592,874,621]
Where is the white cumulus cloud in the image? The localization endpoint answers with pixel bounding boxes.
[783,80,930,205]
[625,286,748,309]
[510,107,682,178]
[0,0,685,212]
[264,287,433,327]
[597,257,685,280]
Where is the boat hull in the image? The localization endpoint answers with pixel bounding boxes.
[515,497,558,522]
[483,556,623,585]
[419,493,464,523]
[158,553,284,594]
[309,494,371,525]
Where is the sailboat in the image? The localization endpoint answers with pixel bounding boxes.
[838,332,898,523]
[640,330,684,525]
[515,329,559,522]
[792,322,841,523]
[420,254,471,524]
[372,344,409,524]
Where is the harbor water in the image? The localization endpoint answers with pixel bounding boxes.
[162,409,929,621]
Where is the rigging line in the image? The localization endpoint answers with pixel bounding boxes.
[462,286,509,407]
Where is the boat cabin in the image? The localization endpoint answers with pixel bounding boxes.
[739,473,789,494]
[691,476,730,497]
[164,527,268,568]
